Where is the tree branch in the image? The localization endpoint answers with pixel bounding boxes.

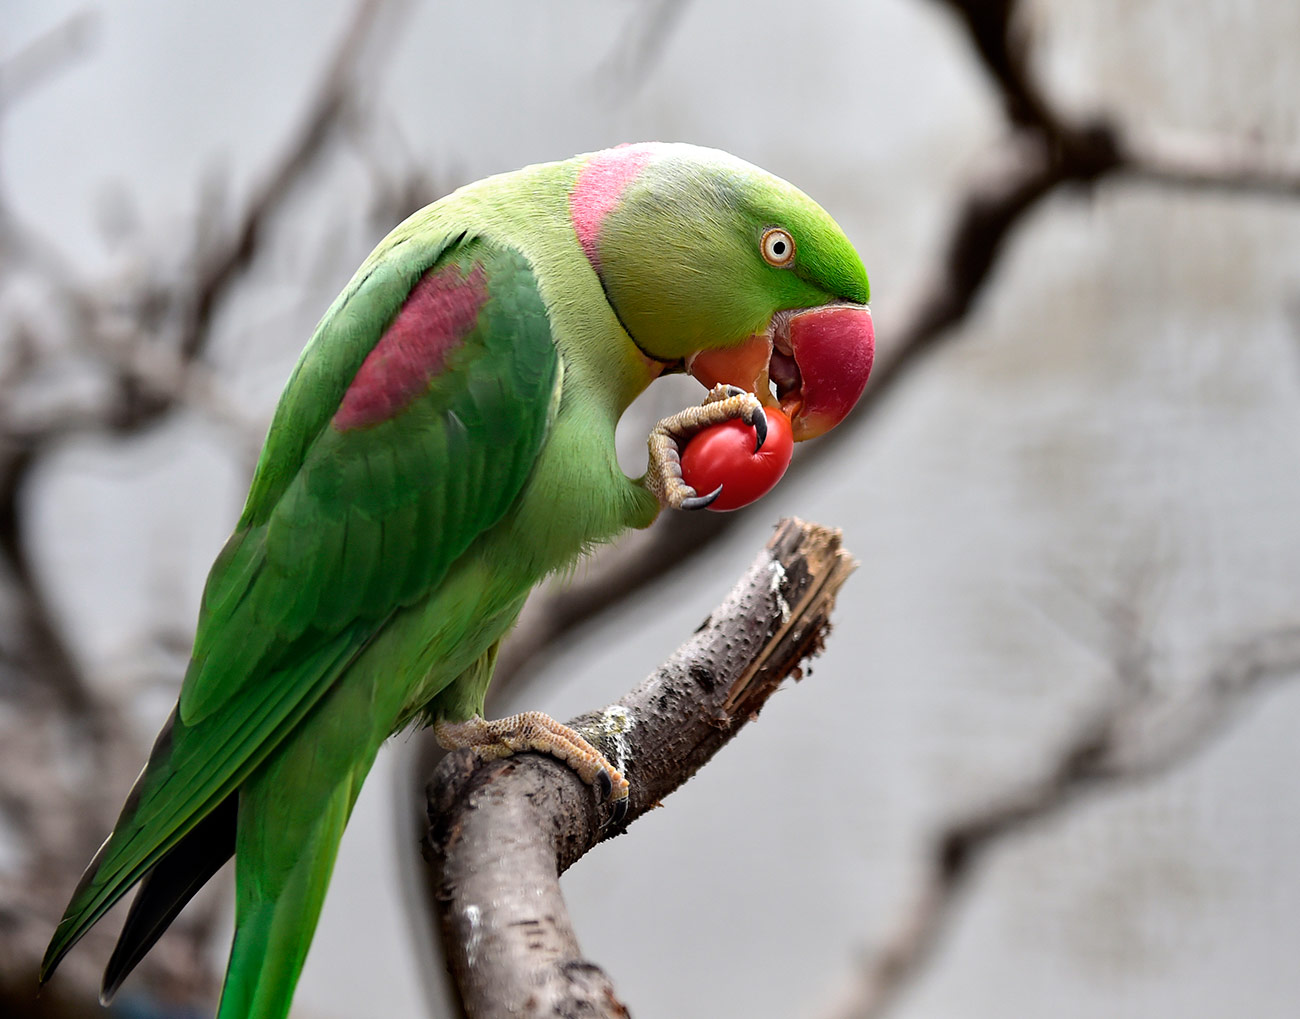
[0,13,98,115]
[179,0,396,361]
[819,624,1300,1019]
[0,0,400,704]
[0,1,407,1009]
[595,0,691,102]
[423,518,856,1018]
[1118,128,1300,199]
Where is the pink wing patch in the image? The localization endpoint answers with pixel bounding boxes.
[334,263,489,431]
[569,143,658,271]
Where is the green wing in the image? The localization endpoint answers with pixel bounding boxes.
[43,234,561,977]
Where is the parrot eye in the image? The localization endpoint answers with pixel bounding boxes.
[761,228,795,267]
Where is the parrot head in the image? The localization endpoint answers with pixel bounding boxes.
[571,142,874,441]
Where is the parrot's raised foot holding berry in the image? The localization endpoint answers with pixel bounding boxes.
[646,385,768,510]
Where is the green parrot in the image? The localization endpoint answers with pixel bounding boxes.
[40,142,874,1019]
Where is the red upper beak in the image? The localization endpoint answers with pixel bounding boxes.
[685,303,875,441]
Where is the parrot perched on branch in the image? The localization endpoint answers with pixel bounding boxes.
[41,142,874,1019]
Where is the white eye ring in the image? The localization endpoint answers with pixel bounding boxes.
[761,227,795,267]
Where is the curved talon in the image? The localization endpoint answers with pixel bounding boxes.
[609,796,629,827]
[681,485,723,510]
[595,769,613,801]
[750,406,768,453]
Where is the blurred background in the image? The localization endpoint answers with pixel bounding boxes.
[3,1,1299,1017]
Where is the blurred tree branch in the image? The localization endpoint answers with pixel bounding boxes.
[0,0,413,1011]
[0,13,98,115]
[596,0,691,103]
[819,619,1300,1019]
[180,0,392,363]
[425,518,855,1018]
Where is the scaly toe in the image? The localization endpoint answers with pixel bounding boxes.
[704,383,747,405]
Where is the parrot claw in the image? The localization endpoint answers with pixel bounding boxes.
[645,385,765,510]
[680,485,723,510]
[749,406,768,453]
[594,766,630,827]
[434,711,631,813]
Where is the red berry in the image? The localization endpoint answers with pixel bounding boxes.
[680,406,794,512]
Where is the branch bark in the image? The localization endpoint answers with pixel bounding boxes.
[423,518,856,1018]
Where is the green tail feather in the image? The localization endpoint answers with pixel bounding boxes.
[217,772,356,1019]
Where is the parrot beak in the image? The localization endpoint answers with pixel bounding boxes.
[686,303,874,441]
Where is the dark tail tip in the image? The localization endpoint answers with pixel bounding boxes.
[100,794,237,1003]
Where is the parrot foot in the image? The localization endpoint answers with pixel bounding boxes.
[646,384,767,510]
[434,711,630,822]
